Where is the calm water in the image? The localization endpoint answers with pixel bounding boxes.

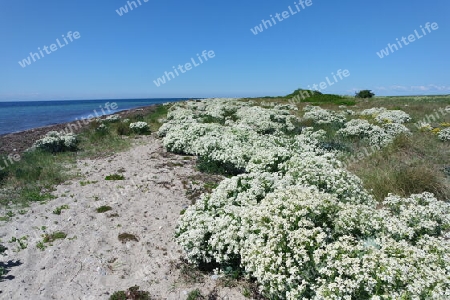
[0,98,189,136]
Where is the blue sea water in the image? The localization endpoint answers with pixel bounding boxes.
[0,98,189,136]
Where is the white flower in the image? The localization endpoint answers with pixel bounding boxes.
[374,110,411,124]
[161,99,450,299]
[438,127,450,141]
[30,131,78,152]
[129,121,149,134]
[302,106,345,125]
[337,119,409,147]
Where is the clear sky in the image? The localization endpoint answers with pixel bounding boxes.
[1,0,449,101]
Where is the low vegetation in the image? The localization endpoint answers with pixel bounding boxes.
[42,231,67,243]
[161,95,450,299]
[355,89,375,98]
[96,205,112,213]
[109,285,151,300]
[1,95,449,298]
[105,174,125,181]
[53,204,69,215]
[0,105,169,210]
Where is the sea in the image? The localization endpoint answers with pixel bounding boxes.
[0,98,189,136]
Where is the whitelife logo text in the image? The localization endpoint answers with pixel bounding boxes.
[18,31,81,68]
[376,22,439,58]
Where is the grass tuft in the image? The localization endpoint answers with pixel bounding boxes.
[43,231,67,243]
[105,174,125,180]
[96,205,112,213]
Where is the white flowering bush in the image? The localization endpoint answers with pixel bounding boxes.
[302,106,345,125]
[280,152,375,205]
[175,172,286,265]
[337,118,411,147]
[381,122,411,137]
[160,98,450,299]
[337,119,392,146]
[359,107,411,124]
[129,121,149,134]
[438,127,450,141]
[30,131,78,153]
[374,110,411,124]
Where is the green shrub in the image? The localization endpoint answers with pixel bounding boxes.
[355,89,375,98]
[129,122,150,134]
[116,122,131,135]
[0,169,8,185]
[196,156,245,176]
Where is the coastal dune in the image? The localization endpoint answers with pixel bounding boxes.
[0,135,244,299]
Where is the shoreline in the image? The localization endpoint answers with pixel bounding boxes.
[0,104,160,155]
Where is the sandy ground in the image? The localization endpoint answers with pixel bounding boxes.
[0,135,247,300]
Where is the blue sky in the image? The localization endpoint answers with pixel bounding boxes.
[0,0,449,101]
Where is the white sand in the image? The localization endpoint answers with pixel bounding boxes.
[0,135,247,300]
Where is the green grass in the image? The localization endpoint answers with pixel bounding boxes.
[348,133,450,201]
[36,241,46,251]
[144,104,169,131]
[96,205,112,213]
[53,204,69,215]
[0,150,73,208]
[80,180,98,186]
[105,174,125,180]
[8,236,28,251]
[109,286,151,300]
[244,95,450,202]
[186,289,203,300]
[42,231,67,243]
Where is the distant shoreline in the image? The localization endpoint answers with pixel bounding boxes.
[0,104,160,155]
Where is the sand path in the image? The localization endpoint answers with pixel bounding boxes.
[0,135,245,300]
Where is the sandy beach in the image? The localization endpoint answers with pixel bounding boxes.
[0,134,246,299]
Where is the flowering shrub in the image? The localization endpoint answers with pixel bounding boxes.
[374,110,411,124]
[381,122,411,137]
[161,98,450,299]
[30,131,78,153]
[337,119,391,146]
[302,106,345,125]
[358,107,411,124]
[280,152,374,204]
[129,121,149,134]
[438,127,450,141]
[337,119,410,147]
